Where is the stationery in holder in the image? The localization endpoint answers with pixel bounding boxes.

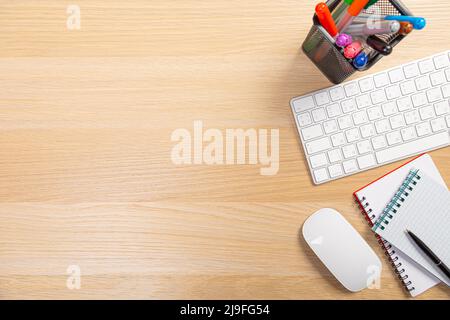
[373,169,450,286]
[353,154,445,296]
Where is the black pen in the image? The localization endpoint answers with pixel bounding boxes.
[406,230,450,279]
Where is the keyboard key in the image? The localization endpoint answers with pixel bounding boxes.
[357,154,376,169]
[312,108,327,122]
[323,119,338,134]
[367,106,382,121]
[355,94,371,109]
[360,123,376,138]
[314,168,329,183]
[337,115,353,130]
[328,164,343,178]
[302,124,324,141]
[433,54,449,69]
[388,68,404,83]
[411,92,427,107]
[342,144,357,158]
[426,87,443,103]
[326,103,342,117]
[344,82,360,97]
[371,135,387,150]
[327,149,342,163]
[400,80,416,95]
[375,119,391,133]
[386,130,402,145]
[341,99,357,113]
[431,117,447,132]
[416,122,432,136]
[430,71,446,86]
[306,137,331,154]
[352,110,368,125]
[415,75,431,91]
[297,112,312,127]
[447,115,450,127]
[389,114,405,129]
[434,100,449,116]
[442,84,450,98]
[404,109,420,125]
[403,63,419,79]
[329,87,345,101]
[446,68,450,81]
[356,140,372,154]
[310,153,328,168]
[315,91,330,106]
[419,105,435,120]
[375,132,449,164]
[331,132,346,147]
[359,78,374,92]
[293,96,314,113]
[342,159,358,173]
[418,59,434,74]
[401,127,416,141]
[396,96,413,111]
[374,73,390,87]
[382,101,397,116]
[385,85,401,100]
[370,89,387,104]
[345,128,360,143]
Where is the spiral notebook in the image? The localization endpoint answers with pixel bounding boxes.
[373,169,450,287]
[354,154,445,296]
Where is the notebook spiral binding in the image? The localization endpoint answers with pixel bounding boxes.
[355,192,416,292]
[373,169,421,231]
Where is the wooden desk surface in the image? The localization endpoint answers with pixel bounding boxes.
[0,0,449,299]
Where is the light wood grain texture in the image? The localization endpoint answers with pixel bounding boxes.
[0,0,449,299]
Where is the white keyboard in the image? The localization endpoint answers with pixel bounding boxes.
[291,50,450,184]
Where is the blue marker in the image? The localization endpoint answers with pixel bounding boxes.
[355,14,426,30]
[353,48,369,69]
[384,15,425,30]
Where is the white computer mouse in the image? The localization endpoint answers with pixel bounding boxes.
[302,208,382,292]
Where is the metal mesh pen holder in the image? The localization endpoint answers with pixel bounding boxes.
[302,0,412,84]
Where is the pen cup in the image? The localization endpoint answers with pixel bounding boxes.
[302,0,412,84]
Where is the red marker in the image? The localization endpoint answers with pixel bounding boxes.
[315,3,338,38]
[344,41,362,59]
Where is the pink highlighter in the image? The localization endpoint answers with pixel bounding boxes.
[344,41,362,59]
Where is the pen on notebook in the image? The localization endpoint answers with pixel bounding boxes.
[406,230,450,279]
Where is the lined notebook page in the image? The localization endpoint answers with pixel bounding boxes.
[374,170,450,286]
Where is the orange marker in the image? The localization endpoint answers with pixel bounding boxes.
[399,21,413,35]
[336,0,370,32]
[315,3,338,38]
